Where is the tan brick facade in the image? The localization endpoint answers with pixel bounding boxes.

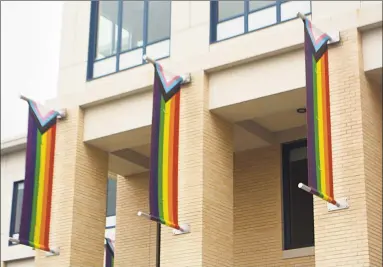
[115,72,234,267]
[22,2,380,267]
[312,29,382,267]
[234,146,315,267]
[115,172,156,267]
[359,30,383,267]
[32,41,381,267]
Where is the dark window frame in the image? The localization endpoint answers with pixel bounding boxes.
[9,180,24,246]
[210,0,312,43]
[106,177,117,217]
[87,0,172,80]
[281,138,314,250]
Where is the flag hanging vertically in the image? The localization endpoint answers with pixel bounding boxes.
[301,17,337,206]
[105,238,115,267]
[149,63,183,230]
[19,98,60,251]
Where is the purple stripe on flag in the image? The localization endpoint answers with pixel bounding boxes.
[150,72,161,218]
[105,238,114,267]
[19,110,38,242]
[304,29,317,188]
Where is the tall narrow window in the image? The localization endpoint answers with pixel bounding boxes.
[282,139,314,250]
[147,1,171,43]
[106,178,117,217]
[10,181,24,241]
[96,1,119,60]
[120,1,144,52]
[218,1,244,21]
[88,0,172,80]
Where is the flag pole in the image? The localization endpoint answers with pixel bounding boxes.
[156,222,161,267]
[19,94,67,119]
[137,211,190,234]
[142,55,191,84]
[143,55,156,65]
[298,183,341,207]
[297,12,306,21]
[8,238,60,255]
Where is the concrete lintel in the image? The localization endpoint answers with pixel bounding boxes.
[111,148,150,169]
[236,120,276,145]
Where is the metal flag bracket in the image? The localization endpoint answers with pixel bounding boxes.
[19,94,67,120]
[298,183,349,211]
[143,55,191,85]
[296,12,340,45]
[9,238,60,256]
[172,224,191,236]
[327,197,349,212]
[137,211,191,235]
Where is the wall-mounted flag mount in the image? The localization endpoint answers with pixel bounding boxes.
[149,62,183,230]
[9,95,65,255]
[137,56,190,234]
[297,13,343,208]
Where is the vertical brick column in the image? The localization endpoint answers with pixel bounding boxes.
[35,107,108,267]
[313,29,377,266]
[359,36,382,266]
[161,72,234,266]
[115,72,233,267]
[115,172,156,267]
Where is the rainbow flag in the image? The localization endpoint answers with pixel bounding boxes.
[303,18,336,205]
[105,238,114,267]
[19,98,60,251]
[149,63,183,229]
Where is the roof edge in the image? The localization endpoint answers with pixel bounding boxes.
[1,135,27,155]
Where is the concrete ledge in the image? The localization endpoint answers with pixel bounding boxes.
[282,246,315,259]
[1,136,27,155]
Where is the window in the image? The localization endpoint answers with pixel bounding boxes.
[88,0,172,79]
[282,139,314,250]
[210,0,311,43]
[106,178,117,217]
[10,181,24,242]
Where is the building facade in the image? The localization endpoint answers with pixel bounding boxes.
[1,137,117,267]
[1,1,382,267]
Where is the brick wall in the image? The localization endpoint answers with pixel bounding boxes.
[202,74,234,267]
[313,29,372,267]
[234,146,315,267]
[115,172,156,267]
[359,33,383,266]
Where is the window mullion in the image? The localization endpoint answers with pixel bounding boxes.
[244,0,249,33]
[116,0,123,72]
[142,0,149,63]
[86,1,99,80]
[209,1,218,43]
[276,0,282,23]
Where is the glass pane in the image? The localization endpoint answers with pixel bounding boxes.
[93,56,116,78]
[96,1,119,60]
[119,48,143,70]
[217,16,244,41]
[146,40,170,60]
[14,183,24,233]
[148,1,171,44]
[106,178,117,217]
[288,154,314,249]
[121,1,144,52]
[281,1,311,22]
[249,1,276,12]
[248,5,276,31]
[218,1,244,21]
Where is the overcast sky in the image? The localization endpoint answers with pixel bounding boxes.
[1,1,63,141]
